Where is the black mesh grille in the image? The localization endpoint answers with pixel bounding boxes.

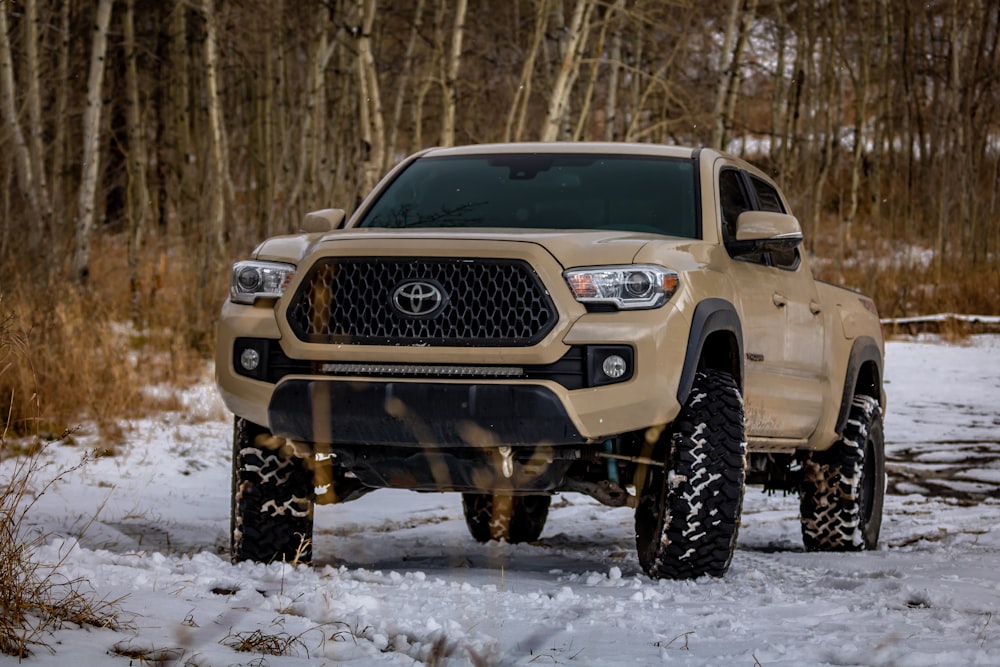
[286,258,558,346]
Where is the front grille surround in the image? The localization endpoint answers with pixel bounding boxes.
[286,257,558,346]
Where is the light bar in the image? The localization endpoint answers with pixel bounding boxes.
[319,363,525,378]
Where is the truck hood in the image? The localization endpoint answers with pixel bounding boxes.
[254,228,699,269]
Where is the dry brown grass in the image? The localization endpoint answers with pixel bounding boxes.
[221,627,312,657]
[0,236,214,440]
[808,217,1000,321]
[1,327,131,657]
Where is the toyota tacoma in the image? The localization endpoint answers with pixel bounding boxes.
[216,143,885,579]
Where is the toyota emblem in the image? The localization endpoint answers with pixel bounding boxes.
[391,280,447,318]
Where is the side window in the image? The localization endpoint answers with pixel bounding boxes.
[719,169,750,243]
[749,176,799,270]
[721,169,799,269]
[719,168,766,264]
[749,177,785,213]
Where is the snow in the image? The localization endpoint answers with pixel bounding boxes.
[3,336,1000,665]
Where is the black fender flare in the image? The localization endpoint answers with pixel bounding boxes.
[677,298,744,404]
[836,336,884,434]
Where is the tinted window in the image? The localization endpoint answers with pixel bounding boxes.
[719,168,750,242]
[750,176,785,213]
[358,154,699,238]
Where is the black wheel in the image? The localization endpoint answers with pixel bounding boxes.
[635,369,746,579]
[461,493,551,544]
[800,395,885,551]
[231,417,315,564]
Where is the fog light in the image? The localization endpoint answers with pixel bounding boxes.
[601,354,627,379]
[239,348,261,372]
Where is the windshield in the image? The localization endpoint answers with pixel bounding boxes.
[357,154,699,238]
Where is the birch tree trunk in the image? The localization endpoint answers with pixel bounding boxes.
[711,0,758,150]
[540,0,593,142]
[0,3,43,248]
[603,10,623,141]
[202,0,230,256]
[440,0,467,147]
[388,0,426,163]
[287,6,335,213]
[768,7,789,174]
[572,0,622,141]
[357,0,386,196]
[71,0,114,284]
[710,0,741,150]
[505,0,549,142]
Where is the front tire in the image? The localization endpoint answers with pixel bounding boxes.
[461,493,551,544]
[231,417,315,564]
[635,369,747,579]
[799,395,885,551]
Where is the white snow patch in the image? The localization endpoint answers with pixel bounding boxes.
[1,336,1000,664]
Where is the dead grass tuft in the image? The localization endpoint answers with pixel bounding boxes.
[221,627,310,656]
[0,316,132,657]
[0,236,215,441]
[808,217,1000,322]
[0,438,132,657]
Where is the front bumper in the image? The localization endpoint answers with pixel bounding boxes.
[269,379,586,446]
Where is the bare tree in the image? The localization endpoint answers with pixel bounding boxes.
[286,4,336,214]
[711,0,759,150]
[0,2,44,249]
[71,0,114,284]
[388,0,427,161]
[440,0,468,146]
[356,0,386,196]
[505,0,550,142]
[0,0,996,325]
[124,0,151,320]
[23,0,51,240]
[540,0,595,142]
[201,0,231,256]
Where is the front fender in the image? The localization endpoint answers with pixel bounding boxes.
[677,298,744,403]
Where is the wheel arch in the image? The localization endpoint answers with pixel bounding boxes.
[836,336,884,435]
[677,298,744,404]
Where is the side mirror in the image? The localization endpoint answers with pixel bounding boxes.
[301,208,346,233]
[734,211,803,250]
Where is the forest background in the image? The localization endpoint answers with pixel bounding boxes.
[0,0,998,438]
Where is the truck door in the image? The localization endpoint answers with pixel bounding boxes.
[746,174,825,439]
[718,168,825,441]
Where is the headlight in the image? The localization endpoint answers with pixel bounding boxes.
[563,265,679,310]
[230,261,296,304]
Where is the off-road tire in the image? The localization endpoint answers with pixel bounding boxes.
[635,369,746,579]
[800,394,885,551]
[231,417,315,564]
[462,493,551,544]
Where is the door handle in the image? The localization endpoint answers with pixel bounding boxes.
[772,292,787,308]
[809,299,822,315]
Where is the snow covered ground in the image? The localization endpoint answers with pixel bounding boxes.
[4,335,1000,666]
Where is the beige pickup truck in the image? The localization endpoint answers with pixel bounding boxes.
[217,143,885,579]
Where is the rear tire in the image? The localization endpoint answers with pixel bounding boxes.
[231,417,315,564]
[635,369,746,579]
[461,493,551,544]
[800,395,885,551]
